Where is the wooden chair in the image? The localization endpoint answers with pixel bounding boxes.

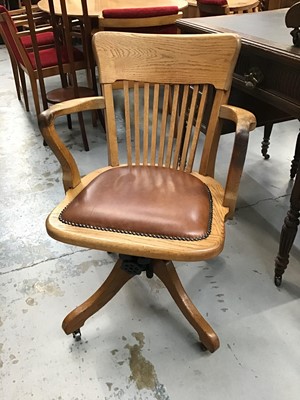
[10,4,54,50]
[0,3,87,117]
[98,6,182,33]
[0,3,55,111]
[38,32,256,352]
[45,0,101,151]
[197,0,260,15]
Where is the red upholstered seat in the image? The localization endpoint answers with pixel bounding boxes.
[101,6,179,34]
[0,5,54,49]
[197,0,228,5]
[27,46,84,69]
[20,31,55,48]
[196,0,260,14]
[102,6,179,18]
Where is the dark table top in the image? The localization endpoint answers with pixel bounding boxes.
[177,9,300,58]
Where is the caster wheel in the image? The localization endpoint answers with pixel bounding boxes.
[274,275,282,287]
[263,154,270,160]
[72,329,82,341]
[200,343,207,352]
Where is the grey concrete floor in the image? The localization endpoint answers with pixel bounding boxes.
[0,44,300,400]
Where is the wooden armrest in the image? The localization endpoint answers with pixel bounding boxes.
[219,104,256,218]
[38,97,105,192]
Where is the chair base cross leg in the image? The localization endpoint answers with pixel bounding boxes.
[62,258,133,335]
[62,256,220,353]
[152,260,220,353]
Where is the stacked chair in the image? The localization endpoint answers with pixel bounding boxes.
[39,31,256,352]
[0,0,101,150]
[98,6,182,33]
[197,0,260,15]
[44,0,100,151]
[0,1,87,118]
[0,2,57,115]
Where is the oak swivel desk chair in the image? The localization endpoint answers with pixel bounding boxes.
[39,32,256,353]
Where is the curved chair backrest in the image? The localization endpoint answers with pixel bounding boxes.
[92,31,241,176]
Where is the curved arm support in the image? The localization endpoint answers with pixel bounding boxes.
[219,104,256,219]
[38,96,105,192]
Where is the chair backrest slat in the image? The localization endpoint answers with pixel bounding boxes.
[172,84,189,169]
[157,84,170,167]
[123,81,132,165]
[200,90,227,176]
[133,81,140,165]
[103,83,119,166]
[178,83,200,171]
[164,84,179,168]
[143,82,150,165]
[150,83,160,165]
[186,84,209,173]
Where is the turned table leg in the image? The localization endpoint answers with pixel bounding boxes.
[261,123,273,160]
[274,166,300,286]
[290,127,300,179]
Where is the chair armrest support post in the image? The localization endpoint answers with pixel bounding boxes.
[219,104,256,218]
[38,97,105,192]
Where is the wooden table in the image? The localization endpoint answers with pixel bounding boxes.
[177,10,300,121]
[178,9,300,158]
[38,0,188,17]
[177,10,300,285]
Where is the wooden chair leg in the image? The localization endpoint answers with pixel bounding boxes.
[152,260,220,353]
[62,258,134,335]
[67,114,72,130]
[29,75,41,116]
[77,111,89,151]
[10,56,21,100]
[19,68,29,112]
[92,110,98,128]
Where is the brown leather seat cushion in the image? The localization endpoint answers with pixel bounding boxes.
[59,166,213,241]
